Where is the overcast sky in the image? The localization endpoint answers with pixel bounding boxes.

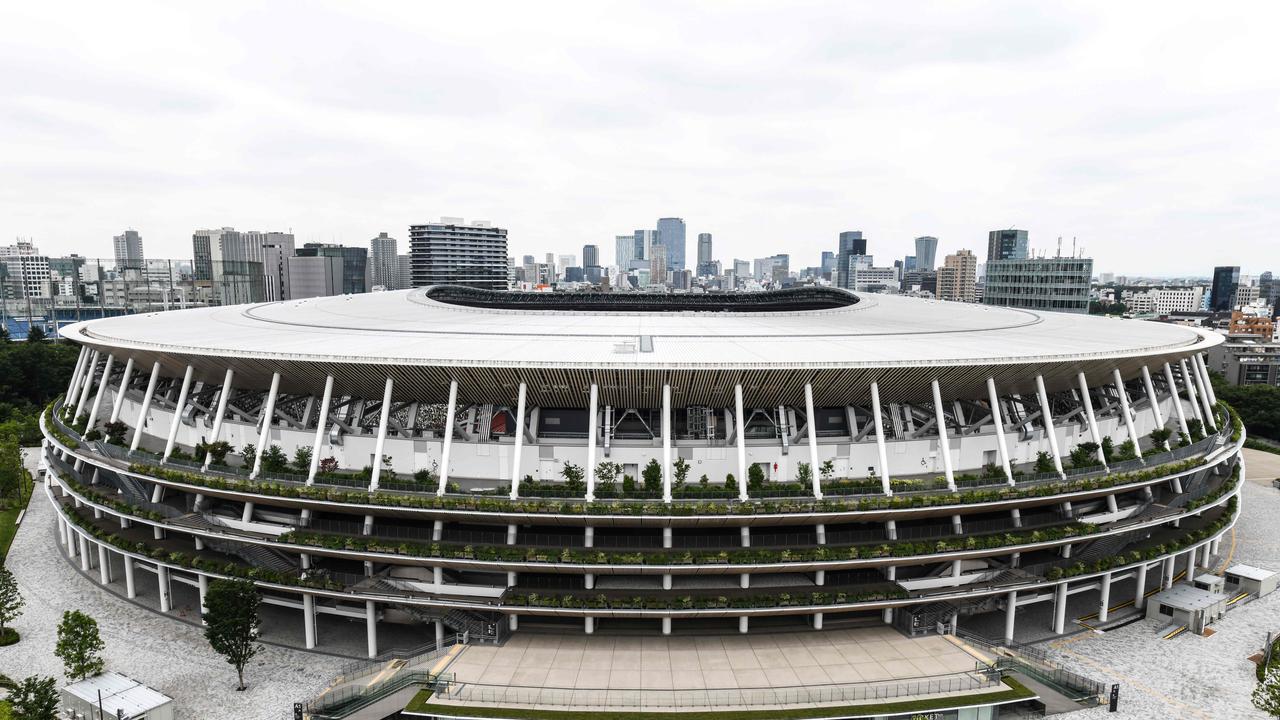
[2,1,1277,276]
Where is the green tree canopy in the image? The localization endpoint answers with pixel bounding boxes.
[55,610,105,680]
[203,578,262,690]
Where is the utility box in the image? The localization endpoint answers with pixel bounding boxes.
[1225,564,1279,598]
[61,671,174,720]
[1146,585,1228,635]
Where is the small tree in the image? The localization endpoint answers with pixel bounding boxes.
[594,461,620,487]
[1100,436,1116,462]
[203,578,262,691]
[561,461,585,495]
[747,463,766,493]
[26,326,46,342]
[261,444,289,473]
[55,610,105,680]
[1068,442,1101,469]
[819,459,835,481]
[641,459,663,492]
[621,474,636,494]
[725,473,737,493]
[1149,427,1173,447]
[673,457,690,489]
[1187,419,1205,441]
[0,433,21,501]
[240,443,257,468]
[10,675,59,720]
[292,446,313,473]
[1254,667,1280,716]
[699,473,709,487]
[0,566,24,643]
[318,456,339,474]
[102,420,129,445]
[796,462,812,485]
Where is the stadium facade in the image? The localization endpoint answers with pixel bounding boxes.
[42,286,1244,657]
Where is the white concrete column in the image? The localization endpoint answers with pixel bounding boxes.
[436,379,460,495]
[202,368,235,471]
[78,535,90,572]
[1113,368,1142,459]
[883,565,897,624]
[930,379,956,491]
[1052,582,1068,634]
[662,383,672,503]
[365,601,378,658]
[368,376,395,491]
[157,565,171,613]
[1077,372,1108,467]
[585,382,598,501]
[435,620,445,648]
[85,354,115,433]
[740,526,750,589]
[124,556,136,598]
[97,543,110,584]
[66,346,89,400]
[870,381,892,495]
[585,617,595,634]
[662,617,672,635]
[1162,556,1175,589]
[510,382,528,500]
[303,593,316,649]
[306,374,335,484]
[73,350,101,421]
[739,616,748,634]
[584,526,596,590]
[804,383,822,499]
[130,361,163,452]
[1004,591,1017,644]
[1141,366,1169,451]
[1164,362,1191,439]
[1188,357,1217,431]
[986,377,1013,485]
[1195,353,1218,407]
[1034,375,1065,476]
[108,356,135,425]
[734,384,748,501]
[1098,573,1112,623]
[814,613,824,630]
[1180,359,1204,426]
[1134,562,1148,610]
[250,372,282,479]
[162,365,195,462]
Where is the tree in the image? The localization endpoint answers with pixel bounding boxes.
[672,457,690,488]
[103,420,129,445]
[1069,442,1101,469]
[204,578,262,690]
[1149,427,1173,447]
[24,326,45,343]
[0,566,24,643]
[1033,451,1055,474]
[641,459,663,492]
[10,675,59,720]
[796,462,812,485]
[747,463,766,493]
[560,461,585,495]
[260,444,289,473]
[594,461,620,487]
[292,446,313,474]
[1254,667,1280,717]
[819,459,835,481]
[240,443,257,468]
[55,610,105,680]
[0,433,22,500]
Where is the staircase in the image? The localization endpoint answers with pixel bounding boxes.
[901,601,959,635]
[204,536,299,574]
[393,600,503,641]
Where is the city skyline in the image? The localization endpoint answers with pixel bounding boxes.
[3,3,1278,275]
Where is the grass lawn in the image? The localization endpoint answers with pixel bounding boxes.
[402,677,1035,719]
[0,470,34,563]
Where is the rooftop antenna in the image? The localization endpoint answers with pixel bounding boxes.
[1072,237,1077,258]
[1056,236,1062,258]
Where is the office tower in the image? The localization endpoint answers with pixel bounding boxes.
[986,229,1029,262]
[1260,271,1277,307]
[937,249,977,303]
[397,255,413,290]
[0,240,51,299]
[649,243,668,285]
[821,251,836,278]
[733,259,750,279]
[615,235,636,268]
[558,255,576,279]
[656,217,686,271]
[522,255,535,266]
[193,228,264,305]
[191,230,217,282]
[582,244,599,269]
[836,231,867,289]
[694,232,714,276]
[633,229,656,265]
[408,219,509,291]
[984,257,1092,313]
[913,237,938,270]
[296,243,369,295]
[113,230,145,270]
[250,231,295,301]
[1210,266,1242,312]
[286,255,344,299]
[370,232,401,290]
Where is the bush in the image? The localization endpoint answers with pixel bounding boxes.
[1034,451,1055,473]
[260,445,289,473]
[747,464,765,493]
[1149,428,1173,447]
[292,447,312,474]
[0,627,18,646]
[641,459,662,492]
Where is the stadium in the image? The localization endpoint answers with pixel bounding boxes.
[41,285,1243,660]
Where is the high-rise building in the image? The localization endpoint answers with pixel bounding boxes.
[286,255,344,299]
[296,243,369,295]
[113,230,145,271]
[0,240,50,299]
[251,231,295,301]
[614,235,636,268]
[983,257,1092,314]
[408,220,508,291]
[937,249,977,303]
[733,259,750,279]
[1211,266,1242,312]
[649,243,668,285]
[633,229,656,266]
[914,236,938,270]
[695,233,714,276]
[582,244,599,269]
[1259,271,1276,308]
[397,255,413,290]
[193,228,267,305]
[370,232,401,290]
[836,231,867,290]
[820,251,836,278]
[986,229,1029,262]
[656,218,686,271]
[557,255,576,279]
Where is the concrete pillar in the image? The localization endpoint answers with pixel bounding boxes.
[97,543,110,584]
[510,382,527,500]
[885,520,898,540]
[365,600,378,658]
[250,372,282,479]
[1113,368,1142,460]
[433,521,444,542]
[1196,353,1218,406]
[1134,562,1148,610]
[585,617,595,634]
[1162,556,1175,589]
[435,620,445,648]
[883,565,897,624]
[662,617,672,635]
[1077,372,1107,467]
[162,364,195,462]
[78,535,90,572]
[931,378,956,491]
[1141,366,1170,451]
[158,565,171,613]
[738,616,748,634]
[1053,582,1068,635]
[507,524,518,588]
[734,384,748,501]
[241,501,255,523]
[585,382,598,500]
[662,526,673,590]
[124,556,136,599]
[870,381,892,495]
[509,615,519,632]
[1106,494,1119,513]
[952,514,963,534]
[1097,573,1112,623]
[199,575,209,623]
[814,612,824,630]
[740,526,750,589]
[1180,358,1204,426]
[306,375,335,484]
[129,361,162,452]
[65,346,89,401]
[1011,508,1023,528]
[202,368,235,471]
[662,383,672,503]
[108,356,135,425]
[1188,356,1217,430]
[1164,362,1191,439]
[986,378,1013,484]
[1035,375,1065,477]
[85,354,115,433]
[73,349,101,421]
[368,376,394,491]
[1004,591,1017,645]
[804,383,822,499]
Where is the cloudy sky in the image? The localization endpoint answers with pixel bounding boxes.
[2,1,1277,276]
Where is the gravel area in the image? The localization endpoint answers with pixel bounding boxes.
[0,458,346,720]
[1045,448,1280,719]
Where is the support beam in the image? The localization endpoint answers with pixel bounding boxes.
[108,356,136,425]
[1189,356,1217,431]
[129,362,163,453]
[1004,591,1017,645]
[1134,562,1149,610]
[124,556,136,599]
[72,350,100,421]
[85,354,115,433]
[1164,362,1191,439]
[250,372,282,479]
[1113,368,1142,460]
[97,543,110,584]
[662,383,672,503]
[1077,372,1108,468]
[986,377,1013,485]
[734,384,748,501]
[1180,358,1204,426]
[202,368,235,471]
[365,600,378,658]
[304,594,316,649]
[510,382,527,500]
[871,381,892,495]
[1097,572,1112,623]
[438,379,459,496]
[1141,366,1170,451]
[66,346,89,401]
[930,379,956,491]
[162,364,195,462]
[1034,375,1065,477]
[1053,582,1068,635]
[368,376,395,491]
[585,383,598,501]
[306,375,335,485]
[804,383,822,499]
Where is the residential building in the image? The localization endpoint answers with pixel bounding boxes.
[113,230,145,270]
[1210,266,1240,312]
[286,255,344,299]
[914,236,938,270]
[370,232,401,290]
[408,219,508,291]
[843,263,899,293]
[986,229,1029,262]
[1207,338,1280,386]
[983,256,1092,314]
[937,249,977,303]
[296,243,369,295]
[1234,284,1260,309]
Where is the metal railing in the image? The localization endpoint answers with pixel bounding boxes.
[304,670,452,719]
